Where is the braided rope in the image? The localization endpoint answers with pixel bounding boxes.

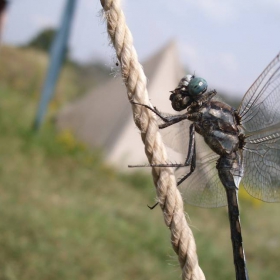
[100,1,205,279]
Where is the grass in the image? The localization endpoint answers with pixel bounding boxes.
[0,46,81,105]
[0,46,280,280]
[0,86,175,280]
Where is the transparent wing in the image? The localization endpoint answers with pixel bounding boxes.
[160,120,227,208]
[241,126,280,202]
[238,52,280,132]
[237,52,280,202]
[159,118,189,155]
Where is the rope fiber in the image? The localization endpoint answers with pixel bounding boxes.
[100,1,205,279]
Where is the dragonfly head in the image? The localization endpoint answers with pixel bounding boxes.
[169,75,208,111]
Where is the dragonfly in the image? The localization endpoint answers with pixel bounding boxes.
[129,52,280,280]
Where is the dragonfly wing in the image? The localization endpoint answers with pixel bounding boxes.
[238,52,280,132]
[158,118,190,154]
[242,126,280,202]
[238,52,280,202]
[160,121,227,208]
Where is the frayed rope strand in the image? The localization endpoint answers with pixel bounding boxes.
[100,0,205,279]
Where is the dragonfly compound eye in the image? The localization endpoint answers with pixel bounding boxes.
[188,77,208,96]
[178,74,193,88]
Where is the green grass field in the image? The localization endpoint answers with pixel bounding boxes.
[0,46,280,280]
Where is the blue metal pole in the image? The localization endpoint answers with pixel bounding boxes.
[33,0,77,130]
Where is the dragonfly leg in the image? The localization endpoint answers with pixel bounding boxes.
[147,202,159,210]
[129,162,191,168]
[177,138,196,186]
[181,123,196,166]
[146,124,195,209]
[131,102,189,125]
[129,124,196,169]
[158,117,188,129]
[159,112,202,129]
[175,122,195,172]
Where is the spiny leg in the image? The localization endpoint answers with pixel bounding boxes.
[147,202,159,210]
[131,101,189,125]
[176,123,195,171]
[158,117,189,129]
[148,145,196,210]
[177,141,196,186]
[145,125,196,209]
[147,133,196,209]
[129,123,196,169]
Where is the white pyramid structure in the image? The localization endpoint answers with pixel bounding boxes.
[56,41,185,168]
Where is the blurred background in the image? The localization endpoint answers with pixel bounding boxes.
[0,0,280,279]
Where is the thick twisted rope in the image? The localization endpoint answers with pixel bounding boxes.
[100,1,205,279]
